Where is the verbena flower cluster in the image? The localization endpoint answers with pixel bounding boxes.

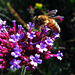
[0,19,63,71]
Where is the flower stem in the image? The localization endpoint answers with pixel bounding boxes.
[21,65,26,75]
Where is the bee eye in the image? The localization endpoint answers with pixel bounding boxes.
[33,16,39,24]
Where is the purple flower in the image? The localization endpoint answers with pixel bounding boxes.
[18,25,22,34]
[52,32,60,41]
[9,33,20,42]
[45,37,53,46]
[11,52,20,58]
[27,22,35,29]
[49,51,63,60]
[27,31,36,39]
[12,20,16,29]
[0,18,6,25]
[1,26,6,30]
[12,20,16,23]
[1,26,8,33]
[47,9,49,12]
[36,43,48,53]
[13,45,19,51]
[29,54,42,67]
[57,51,63,60]
[42,26,50,34]
[25,66,29,69]
[54,32,60,38]
[11,46,22,58]
[9,59,21,70]
[11,50,22,58]
[19,33,24,39]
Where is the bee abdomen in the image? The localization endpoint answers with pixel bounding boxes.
[47,19,61,33]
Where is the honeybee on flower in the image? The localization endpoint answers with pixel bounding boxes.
[33,9,64,33]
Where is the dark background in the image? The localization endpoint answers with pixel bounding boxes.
[0,0,75,75]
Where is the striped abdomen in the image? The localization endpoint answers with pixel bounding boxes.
[47,19,61,33]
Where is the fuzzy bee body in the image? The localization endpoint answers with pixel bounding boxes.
[33,9,64,33]
[47,19,61,33]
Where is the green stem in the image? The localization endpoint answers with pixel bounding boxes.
[21,65,26,75]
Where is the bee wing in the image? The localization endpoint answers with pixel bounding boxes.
[49,15,64,19]
[46,9,58,16]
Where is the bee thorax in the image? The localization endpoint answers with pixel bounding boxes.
[45,20,49,25]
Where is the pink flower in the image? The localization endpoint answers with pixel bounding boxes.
[59,18,63,21]
[0,18,63,71]
[29,5,32,8]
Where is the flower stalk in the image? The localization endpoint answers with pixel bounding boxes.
[21,65,26,75]
[0,18,63,72]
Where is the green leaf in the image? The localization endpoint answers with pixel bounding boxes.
[70,0,75,3]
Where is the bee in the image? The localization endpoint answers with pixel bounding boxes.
[33,9,64,33]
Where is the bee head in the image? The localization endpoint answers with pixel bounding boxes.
[33,16,39,24]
